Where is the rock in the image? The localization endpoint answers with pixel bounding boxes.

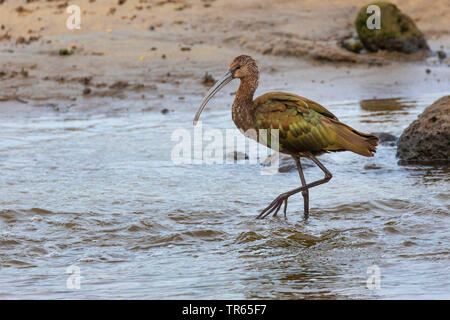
[109,81,128,89]
[20,68,28,77]
[226,151,249,161]
[262,153,314,173]
[15,97,28,104]
[371,132,397,146]
[82,76,92,85]
[16,36,26,44]
[0,32,10,41]
[437,50,447,60]
[364,163,382,170]
[355,2,429,54]
[202,72,215,87]
[341,37,364,53]
[82,87,92,95]
[278,159,297,172]
[15,6,32,14]
[161,108,169,114]
[59,48,73,56]
[396,96,450,162]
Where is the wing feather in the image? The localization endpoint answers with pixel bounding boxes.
[253,92,379,156]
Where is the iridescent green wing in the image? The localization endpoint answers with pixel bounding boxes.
[253,92,342,153]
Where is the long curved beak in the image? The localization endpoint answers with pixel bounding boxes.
[193,71,233,125]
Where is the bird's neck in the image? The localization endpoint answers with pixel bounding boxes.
[232,77,258,132]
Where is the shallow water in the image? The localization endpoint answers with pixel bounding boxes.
[0,93,449,299]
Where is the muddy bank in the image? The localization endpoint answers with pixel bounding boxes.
[0,0,449,113]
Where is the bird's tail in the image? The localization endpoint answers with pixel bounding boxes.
[326,119,379,157]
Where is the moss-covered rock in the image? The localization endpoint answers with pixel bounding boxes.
[59,48,73,56]
[341,37,364,53]
[355,2,428,53]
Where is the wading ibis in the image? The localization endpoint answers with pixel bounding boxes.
[194,55,379,220]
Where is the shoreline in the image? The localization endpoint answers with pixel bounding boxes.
[0,0,449,114]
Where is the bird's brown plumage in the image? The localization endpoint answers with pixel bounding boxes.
[194,55,380,220]
[253,92,379,157]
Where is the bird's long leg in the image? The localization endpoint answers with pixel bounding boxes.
[257,152,332,220]
[272,155,307,219]
[294,155,309,220]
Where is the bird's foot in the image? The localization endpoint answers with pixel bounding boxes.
[256,193,310,220]
[256,193,289,219]
[303,210,309,221]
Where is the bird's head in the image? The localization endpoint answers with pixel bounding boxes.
[228,55,259,79]
[193,55,258,125]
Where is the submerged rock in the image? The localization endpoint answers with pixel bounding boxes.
[364,163,382,170]
[355,2,429,54]
[226,151,249,161]
[59,48,73,56]
[262,153,314,173]
[202,72,215,87]
[396,96,450,163]
[371,132,397,146]
[437,50,447,60]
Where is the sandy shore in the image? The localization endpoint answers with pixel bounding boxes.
[0,0,449,114]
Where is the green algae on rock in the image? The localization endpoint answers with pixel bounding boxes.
[355,2,429,53]
[341,37,364,53]
[58,48,73,56]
